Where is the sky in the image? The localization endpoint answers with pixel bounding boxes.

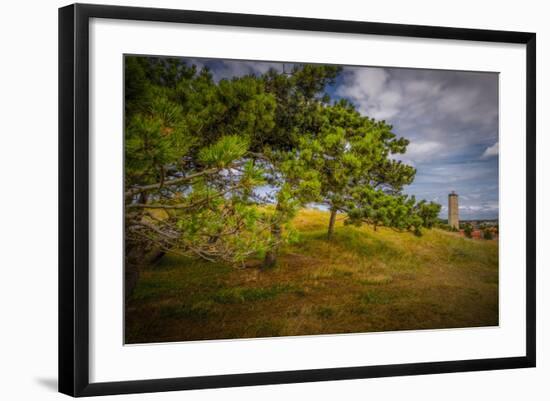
[182,57,499,220]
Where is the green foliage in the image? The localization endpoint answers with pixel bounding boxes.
[125,94,194,186]
[343,188,438,236]
[440,223,459,232]
[464,224,473,238]
[198,135,249,168]
[287,98,429,237]
[261,65,341,149]
[124,57,278,265]
[483,228,493,240]
[123,55,442,271]
[414,200,442,229]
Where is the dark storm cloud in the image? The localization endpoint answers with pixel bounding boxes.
[179,57,499,220]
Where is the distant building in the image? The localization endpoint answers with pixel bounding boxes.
[448,191,459,229]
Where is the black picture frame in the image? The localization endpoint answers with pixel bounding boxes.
[59,3,536,397]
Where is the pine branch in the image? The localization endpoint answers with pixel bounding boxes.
[125,167,221,198]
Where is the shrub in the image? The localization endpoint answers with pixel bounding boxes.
[483,228,493,240]
[440,224,456,232]
[464,224,473,238]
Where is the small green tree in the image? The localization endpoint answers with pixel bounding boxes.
[292,99,418,239]
[414,200,442,229]
[464,224,473,238]
[483,228,493,240]
[344,191,438,236]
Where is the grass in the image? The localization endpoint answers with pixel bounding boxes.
[125,208,499,343]
[212,285,294,304]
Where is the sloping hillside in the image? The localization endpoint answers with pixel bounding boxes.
[126,209,498,344]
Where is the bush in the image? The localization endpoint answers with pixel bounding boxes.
[483,228,493,240]
[440,224,457,232]
[464,224,473,238]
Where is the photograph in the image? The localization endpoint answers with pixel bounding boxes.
[124,55,499,344]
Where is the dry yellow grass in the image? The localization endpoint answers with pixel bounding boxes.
[126,209,498,344]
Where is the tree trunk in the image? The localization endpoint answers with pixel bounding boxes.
[263,223,281,268]
[327,208,337,240]
[125,244,146,299]
[125,263,140,299]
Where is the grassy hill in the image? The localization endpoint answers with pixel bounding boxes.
[125,208,499,344]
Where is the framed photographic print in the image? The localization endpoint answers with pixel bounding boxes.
[58,3,536,397]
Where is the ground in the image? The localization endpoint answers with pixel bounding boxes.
[125,209,499,344]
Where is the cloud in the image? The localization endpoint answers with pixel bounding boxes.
[481,142,499,159]
[336,68,402,120]
[335,68,499,165]
[458,202,499,215]
[403,141,444,162]
[403,155,498,219]
[336,67,500,218]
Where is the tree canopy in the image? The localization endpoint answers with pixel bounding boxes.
[124,56,441,271]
